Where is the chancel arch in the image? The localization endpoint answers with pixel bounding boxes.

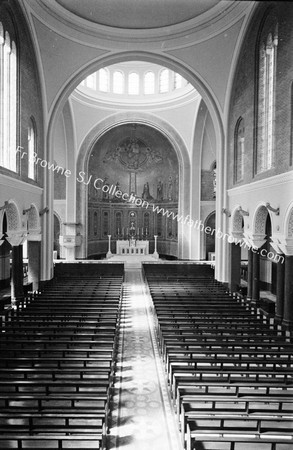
[47,52,225,277]
[75,113,190,260]
[85,122,179,259]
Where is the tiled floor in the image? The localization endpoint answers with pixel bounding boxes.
[109,268,182,450]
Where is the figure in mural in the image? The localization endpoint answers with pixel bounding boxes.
[157,179,164,201]
[175,174,179,201]
[112,181,121,202]
[125,139,141,170]
[146,147,163,164]
[167,176,173,201]
[102,177,109,201]
[142,182,153,201]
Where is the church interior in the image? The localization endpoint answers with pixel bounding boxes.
[0,0,293,449]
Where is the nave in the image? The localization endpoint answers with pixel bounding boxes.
[0,262,292,449]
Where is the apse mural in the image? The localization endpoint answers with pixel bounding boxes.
[87,123,179,204]
[87,123,179,257]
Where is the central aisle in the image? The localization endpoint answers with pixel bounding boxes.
[109,268,182,450]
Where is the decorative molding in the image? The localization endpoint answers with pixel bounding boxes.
[0,174,43,195]
[231,208,243,233]
[288,210,293,238]
[254,206,268,235]
[228,171,293,196]
[5,231,27,247]
[27,231,42,242]
[244,232,266,250]
[31,0,251,45]
[276,238,293,256]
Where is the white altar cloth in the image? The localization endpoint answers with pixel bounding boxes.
[116,239,149,255]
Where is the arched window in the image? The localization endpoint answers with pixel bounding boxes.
[28,118,36,180]
[98,68,109,92]
[0,23,17,172]
[256,22,278,173]
[144,72,155,94]
[128,72,139,95]
[113,71,124,94]
[86,72,96,90]
[174,73,183,89]
[289,83,293,166]
[159,69,169,93]
[234,118,245,182]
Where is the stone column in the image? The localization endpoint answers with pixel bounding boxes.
[247,248,253,300]
[283,255,293,328]
[59,222,82,260]
[275,255,285,322]
[252,250,260,303]
[0,237,11,290]
[106,235,112,259]
[153,235,159,259]
[11,245,24,307]
[229,242,241,293]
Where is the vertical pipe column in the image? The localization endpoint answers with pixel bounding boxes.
[28,241,41,291]
[229,242,241,293]
[283,255,293,328]
[252,250,260,303]
[247,248,253,300]
[275,255,285,322]
[11,245,24,307]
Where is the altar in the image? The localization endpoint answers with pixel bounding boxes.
[116,239,149,256]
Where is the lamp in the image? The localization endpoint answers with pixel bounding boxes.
[23,205,34,215]
[222,208,231,217]
[265,202,279,215]
[0,201,9,211]
[39,207,49,216]
[238,206,249,216]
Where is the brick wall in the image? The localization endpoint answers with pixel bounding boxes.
[201,170,215,201]
[228,1,293,189]
[0,0,44,187]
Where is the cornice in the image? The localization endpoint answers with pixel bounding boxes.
[227,171,293,196]
[71,85,201,110]
[23,0,254,50]
[0,174,43,195]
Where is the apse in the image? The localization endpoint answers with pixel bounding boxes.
[87,123,179,258]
